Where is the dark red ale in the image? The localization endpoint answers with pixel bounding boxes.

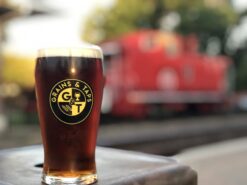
[35,47,104,184]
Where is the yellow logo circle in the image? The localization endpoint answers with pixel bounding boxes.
[50,79,93,125]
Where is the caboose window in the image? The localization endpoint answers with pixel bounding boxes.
[139,35,156,51]
[165,44,178,57]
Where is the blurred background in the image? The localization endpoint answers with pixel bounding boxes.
[1,0,247,184]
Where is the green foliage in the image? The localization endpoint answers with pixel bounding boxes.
[83,0,154,43]
[83,0,237,49]
[233,47,247,90]
[236,55,247,90]
[175,3,237,53]
[162,0,203,11]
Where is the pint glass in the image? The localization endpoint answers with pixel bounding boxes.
[35,46,104,184]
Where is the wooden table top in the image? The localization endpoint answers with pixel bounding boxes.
[0,146,197,185]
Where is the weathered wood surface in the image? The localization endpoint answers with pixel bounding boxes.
[0,146,197,185]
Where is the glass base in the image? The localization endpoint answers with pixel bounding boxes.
[42,173,97,185]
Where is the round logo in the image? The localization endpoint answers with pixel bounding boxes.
[50,79,93,125]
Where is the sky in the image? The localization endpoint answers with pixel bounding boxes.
[4,0,114,56]
[232,0,247,12]
[3,0,247,56]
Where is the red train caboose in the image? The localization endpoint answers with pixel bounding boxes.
[101,30,234,117]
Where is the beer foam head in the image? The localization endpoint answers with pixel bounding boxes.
[38,45,103,59]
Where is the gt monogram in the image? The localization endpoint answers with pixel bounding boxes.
[49,79,93,125]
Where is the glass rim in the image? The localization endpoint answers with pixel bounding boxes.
[37,45,103,59]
